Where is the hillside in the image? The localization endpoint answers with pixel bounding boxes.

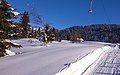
[59,24,120,43]
[0,39,112,75]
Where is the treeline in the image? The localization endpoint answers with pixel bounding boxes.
[0,0,120,57]
[59,24,120,43]
[0,0,60,41]
[0,0,58,57]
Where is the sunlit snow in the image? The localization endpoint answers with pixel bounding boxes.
[11,11,20,16]
[0,38,114,75]
[5,49,15,56]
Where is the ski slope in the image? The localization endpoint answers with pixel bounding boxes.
[0,39,112,75]
[92,45,120,75]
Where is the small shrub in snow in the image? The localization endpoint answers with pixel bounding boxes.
[0,41,22,57]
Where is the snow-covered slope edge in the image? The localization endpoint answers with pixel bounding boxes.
[4,40,21,56]
[5,49,16,56]
[55,46,111,75]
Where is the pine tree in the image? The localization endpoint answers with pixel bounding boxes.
[0,0,20,57]
[0,0,9,39]
[44,24,55,43]
[20,11,30,38]
[0,0,20,39]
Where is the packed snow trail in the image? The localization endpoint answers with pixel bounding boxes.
[0,39,111,75]
[55,46,111,75]
[93,46,120,75]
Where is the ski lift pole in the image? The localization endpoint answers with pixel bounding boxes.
[90,0,93,10]
[88,0,93,13]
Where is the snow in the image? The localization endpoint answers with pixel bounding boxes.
[12,42,21,46]
[10,7,14,10]
[0,39,113,75]
[55,46,111,75]
[115,43,119,50]
[0,30,3,32]
[11,11,20,16]
[33,27,39,30]
[5,49,15,56]
[10,25,16,27]
[5,39,21,46]
[3,40,21,56]
[7,4,11,6]
[91,45,120,74]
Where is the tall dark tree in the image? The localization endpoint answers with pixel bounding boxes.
[20,11,30,38]
[0,0,18,38]
[59,24,120,43]
[0,0,21,57]
[0,0,20,39]
[44,24,55,43]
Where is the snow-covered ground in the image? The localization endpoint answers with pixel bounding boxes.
[92,46,120,75]
[55,46,111,75]
[0,38,114,75]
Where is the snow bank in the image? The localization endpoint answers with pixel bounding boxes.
[5,49,15,56]
[115,43,119,50]
[20,38,39,43]
[12,42,21,46]
[55,46,111,75]
[5,39,21,46]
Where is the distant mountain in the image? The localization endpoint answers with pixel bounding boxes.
[59,24,120,43]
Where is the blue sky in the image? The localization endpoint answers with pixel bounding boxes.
[8,0,120,29]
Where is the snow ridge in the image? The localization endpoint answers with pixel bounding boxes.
[5,49,15,56]
[55,46,111,75]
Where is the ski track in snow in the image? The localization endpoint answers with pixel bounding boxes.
[92,47,120,75]
[0,39,113,75]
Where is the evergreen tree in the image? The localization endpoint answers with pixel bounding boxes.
[44,24,55,43]
[20,11,30,38]
[0,0,20,39]
[0,0,20,57]
[37,27,41,36]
